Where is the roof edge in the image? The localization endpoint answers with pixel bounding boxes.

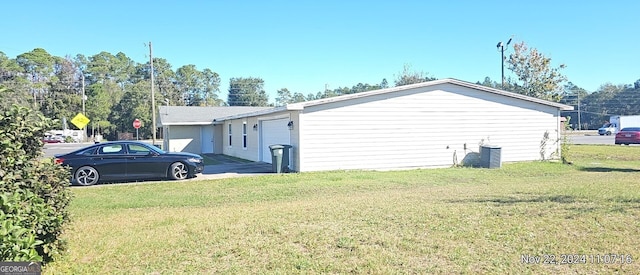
[446,79,574,111]
[162,122,214,126]
[213,78,574,121]
[289,78,573,111]
[215,106,288,121]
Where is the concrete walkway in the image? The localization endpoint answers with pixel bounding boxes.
[190,154,276,181]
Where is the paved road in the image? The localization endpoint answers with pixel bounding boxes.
[567,134,615,145]
[43,143,90,158]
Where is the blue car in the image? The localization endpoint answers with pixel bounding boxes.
[55,141,204,186]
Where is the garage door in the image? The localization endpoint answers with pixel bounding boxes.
[261,118,291,163]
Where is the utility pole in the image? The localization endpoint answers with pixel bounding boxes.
[81,74,85,115]
[150,42,156,146]
[496,36,512,89]
[81,73,86,142]
[577,92,581,130]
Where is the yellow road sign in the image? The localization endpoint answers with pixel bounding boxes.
[71,113,90,129]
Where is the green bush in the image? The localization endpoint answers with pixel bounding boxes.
[63,136,74,143]
[0,105,73,264]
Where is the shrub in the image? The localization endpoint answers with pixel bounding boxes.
[0,105,72,263]
[64,136,74,143]
[559,117,572,164]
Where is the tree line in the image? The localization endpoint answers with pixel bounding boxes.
[1,42,639,140]
[0,48,226,140]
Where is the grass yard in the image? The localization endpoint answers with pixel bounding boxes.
[44,145,640,274]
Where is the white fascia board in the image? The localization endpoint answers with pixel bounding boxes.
[162,122,214,126]
[215,106,288,121]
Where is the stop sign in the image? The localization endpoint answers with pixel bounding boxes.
[133,119,141,129]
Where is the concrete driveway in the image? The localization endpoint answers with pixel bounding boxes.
[191,154,275,181]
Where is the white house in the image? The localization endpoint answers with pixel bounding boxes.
[214,78,573,172]
[157,106,271,153]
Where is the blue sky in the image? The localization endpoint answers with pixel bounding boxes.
[2,1,638,102]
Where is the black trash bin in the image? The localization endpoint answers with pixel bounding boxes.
[269,144,292,173]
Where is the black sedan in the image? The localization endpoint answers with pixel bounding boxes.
[55,141,204,186]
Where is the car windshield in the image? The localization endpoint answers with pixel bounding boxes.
[621,127,640,132]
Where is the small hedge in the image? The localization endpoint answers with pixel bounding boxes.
[0,105,73,263]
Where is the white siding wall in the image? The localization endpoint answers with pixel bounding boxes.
[298,84,561,172]
[289,112,301,171]
[222,117,261,161]
[222,111,301,169]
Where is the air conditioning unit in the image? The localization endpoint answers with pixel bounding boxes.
[480,145,502,168]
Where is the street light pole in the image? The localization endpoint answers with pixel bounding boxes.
[496,37,512,89]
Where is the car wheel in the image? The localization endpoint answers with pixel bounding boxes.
[169,162,189,180]
[606,131,612,135]
[75,166,99,186]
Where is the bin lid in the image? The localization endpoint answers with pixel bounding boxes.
[480,144,501,149]
[269,144,292,149]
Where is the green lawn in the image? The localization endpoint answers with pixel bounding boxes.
[44,145,640,274]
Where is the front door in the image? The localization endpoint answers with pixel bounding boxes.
[201,125,214,154]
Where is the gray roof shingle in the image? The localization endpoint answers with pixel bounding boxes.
[158,106,272,126]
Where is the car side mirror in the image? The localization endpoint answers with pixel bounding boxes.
[148,151,159,156]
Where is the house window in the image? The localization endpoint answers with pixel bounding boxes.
[242,123,248,149]
[228,123,232,147]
